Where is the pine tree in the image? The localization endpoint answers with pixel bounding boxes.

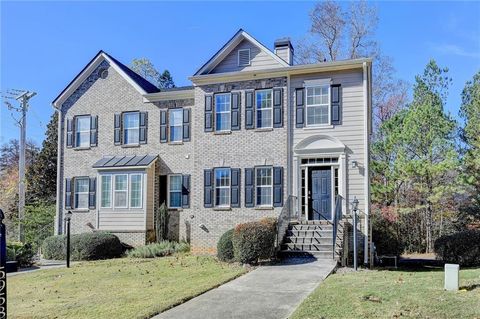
[26,112,58,204]
[158,70,175,90]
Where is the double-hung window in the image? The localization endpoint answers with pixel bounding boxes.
[256,90,273,128]
[168,175,182,208]
[129,174,142,208]
[123,112,140,145]
[114,174,128,208]
[75,116,91,148]
[256,167,273,207]
[100,175,112,208]
[74,177,89,209]
[169,109,183,142]
[215,168,230,207]
[215,94,231,132]
[306,85,330,126]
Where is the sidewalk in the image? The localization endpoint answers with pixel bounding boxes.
[7,259,77,277]
[154,258,337,319]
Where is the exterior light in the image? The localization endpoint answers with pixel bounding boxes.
[352,197,359,212]
[351,160,358,168]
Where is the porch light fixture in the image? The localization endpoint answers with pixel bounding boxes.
[351,197,359,271]
[352,197,359,211]
[351,160,358,169]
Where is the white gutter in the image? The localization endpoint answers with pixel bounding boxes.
[363,61,370,265]
[143,89,195,103]
[54,108,63,235]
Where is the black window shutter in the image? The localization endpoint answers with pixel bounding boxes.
[230,168,241,207]
[114,113,122,145]
[159,175,167,206]
[295,88,305,128]
[245,168,255,207]
[89,177,96,209]
[331,84,342,125]
[65,178,72,209]
[245,91,254,129]
[273,88,283,128]
[160,110,168,143]
[90,115,98,147]
[273,167,283,207]
[182,174,191,208]
[183,108,191,142]
[205,95,213,132]
[139,112,148,144]
[204,169,214,208]
[66,118,74,148]
[231,92,241,131]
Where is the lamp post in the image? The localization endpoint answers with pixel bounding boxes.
[352,197,359,271]
[65,211,72,268]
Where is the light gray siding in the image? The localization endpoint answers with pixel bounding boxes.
[211,39,283,74]
[290,69,368,215]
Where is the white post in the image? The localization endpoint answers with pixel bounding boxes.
[444,264,459,291]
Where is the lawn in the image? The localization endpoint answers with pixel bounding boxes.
[292,267,480,319]
[9,255,246,319]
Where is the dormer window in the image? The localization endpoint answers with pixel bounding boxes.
[238,49,251,66]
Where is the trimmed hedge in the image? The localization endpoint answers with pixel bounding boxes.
[7,241,35,267]
[434,230,480,266]
[127,241,189,258]
[217,229,234,262]
[232,217,277,264]
[42,232,124,261]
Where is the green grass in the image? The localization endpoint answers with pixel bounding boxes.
[9,255,246,319]
[292,267,480,319]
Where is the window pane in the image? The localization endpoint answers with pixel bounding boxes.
[170,192,182,208]
[256,187,272,206]
[215,169,230,187]
[123,113,139,144]
[101,176,111,208]
[169,175,182,191]
[306,105,329,125]
[256,168,272,206]
[170,126,182,142]
[170,109,183,126]
[257,109,272,128]
[169,175,182,208]
[256,168,272,186]
[130,175,142,208]
[256,90,272,110]
[215,94,231,131]
[75,193,89,209]
[75,178,89,209]
[115,175,127,190]
[216,188,229,206]
[215,168,230,206]
[114,192,127,207]
[75,117,90,147]
[76,116,90,131]
[75,178,89,192]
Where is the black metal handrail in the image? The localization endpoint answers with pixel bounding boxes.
[332,195,344,258]
[275,195,296,252]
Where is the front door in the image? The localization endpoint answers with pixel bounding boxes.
[308,167,332,220]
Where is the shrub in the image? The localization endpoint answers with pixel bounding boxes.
[127,241,190,258]
[42,232,124,261]
[371,211,404,256]
[7,241,35,267]
[434,230,480,266]
[217,229,234,262]
[232,217,277,264]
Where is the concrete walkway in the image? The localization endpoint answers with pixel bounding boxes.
[154,258,337,319]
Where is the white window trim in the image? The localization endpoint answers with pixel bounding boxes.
[255,89,273,129]
[100,174,112,208]
[123,112,140,145]
[74,177,89,209]
[305,85,331,127]
[255,166,273,207]
[238,48,251,66]
[169,109,183,143]
[75,115,91,148]
[215,93,231,132]
[214,168,231,208]
[114,174,129,209]
[168,174,183,209]
[129,174,143,209]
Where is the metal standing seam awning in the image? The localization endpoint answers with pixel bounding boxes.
[92,154,158,169]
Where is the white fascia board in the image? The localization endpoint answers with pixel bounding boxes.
[143,90,195,103]
[190,58,371,85]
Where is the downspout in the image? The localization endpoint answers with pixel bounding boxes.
[54,105,63,235]
[362,62,371,265]
[286,75,292,200]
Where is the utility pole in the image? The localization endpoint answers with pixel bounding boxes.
[3,89,36,242]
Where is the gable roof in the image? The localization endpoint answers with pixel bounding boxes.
[194,29,289,76]
[52,50,159,108]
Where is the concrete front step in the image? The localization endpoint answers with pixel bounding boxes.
[289,224,333,231]
[291,220,333,225]
[281,243,334,252]
[278,250,335,259]
[287,230,333,237]
[284,236,333,245]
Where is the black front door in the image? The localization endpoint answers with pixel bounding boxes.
[308,167,332,220]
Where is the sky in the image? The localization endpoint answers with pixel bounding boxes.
[1,1,479,145]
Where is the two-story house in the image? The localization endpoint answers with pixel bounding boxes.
[53,29,372,263]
